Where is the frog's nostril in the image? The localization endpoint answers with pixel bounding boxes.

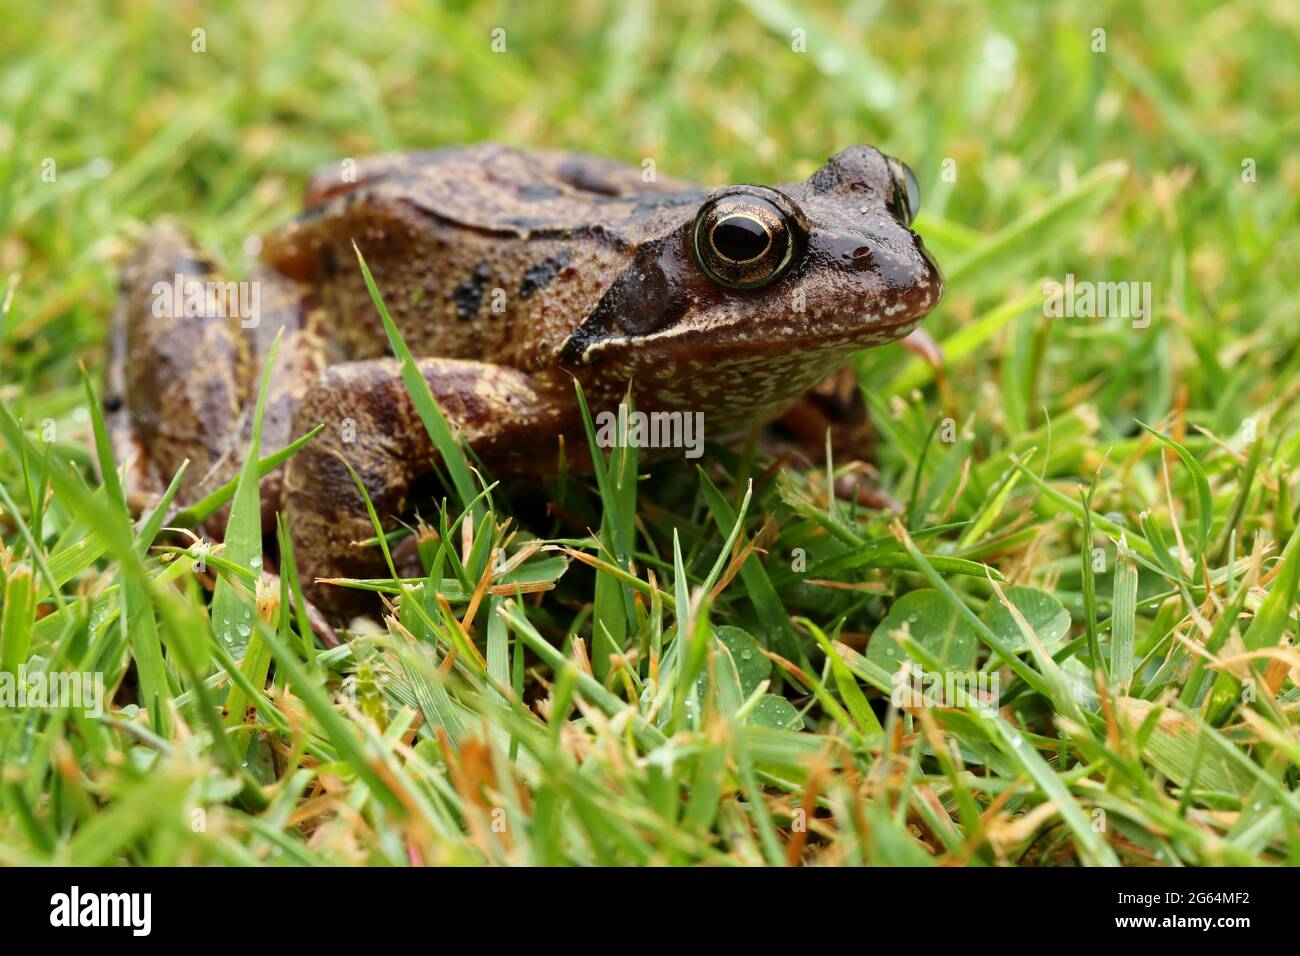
[841,245,874,271]
[823,234,878,271]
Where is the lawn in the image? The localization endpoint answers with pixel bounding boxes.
[1,0,1298,866]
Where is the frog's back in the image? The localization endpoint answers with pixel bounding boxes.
[261,145,704,371]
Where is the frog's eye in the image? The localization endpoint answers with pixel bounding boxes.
[692,191,798,290]
[886,157,921,225]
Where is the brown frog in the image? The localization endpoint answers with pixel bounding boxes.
[108,144,942,619]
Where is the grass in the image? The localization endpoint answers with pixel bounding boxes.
[1,0,1299,866]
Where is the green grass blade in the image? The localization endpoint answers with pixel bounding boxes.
[354,244,482,523]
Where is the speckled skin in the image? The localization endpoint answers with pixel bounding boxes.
[109,144,942,619]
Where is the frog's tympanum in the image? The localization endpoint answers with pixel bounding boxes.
[108,145,942,618]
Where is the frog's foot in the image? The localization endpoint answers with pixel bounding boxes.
[108,222,317,534]
[283,358,574,621]
[767,364,907,509]
[772,363,876,466]
[772,329,941,468]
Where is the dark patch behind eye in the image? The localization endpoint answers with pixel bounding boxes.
[560,235,690,363]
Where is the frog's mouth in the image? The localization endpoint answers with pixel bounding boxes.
[566,308,931,377]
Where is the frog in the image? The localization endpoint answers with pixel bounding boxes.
[107,144,942,620]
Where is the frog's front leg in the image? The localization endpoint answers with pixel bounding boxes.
[283,359,576,620]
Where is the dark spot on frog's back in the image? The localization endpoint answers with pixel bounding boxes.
[518,250,573,299]
[451,262,492,320]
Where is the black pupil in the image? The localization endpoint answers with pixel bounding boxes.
[712,216,770,262]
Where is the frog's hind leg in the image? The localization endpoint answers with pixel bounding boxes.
[107,224,314,533]
[107,223,249,518]
[282,358,575,621]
